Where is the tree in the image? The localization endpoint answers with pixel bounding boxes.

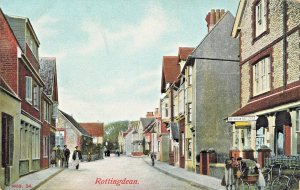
[104,120,129,150]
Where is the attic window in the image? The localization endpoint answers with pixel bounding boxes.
[254,0,268,39]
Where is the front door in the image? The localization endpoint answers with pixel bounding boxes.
[274,127,284,155]
[2,113,13,185]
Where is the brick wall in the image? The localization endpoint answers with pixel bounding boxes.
[18,60,40,120]
[0,11,18,93]
[25,44,39,72]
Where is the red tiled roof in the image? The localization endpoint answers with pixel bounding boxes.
[232,85,300,116]
[161,56,180,93]
[79,123,104,137]
[178,47,194,60]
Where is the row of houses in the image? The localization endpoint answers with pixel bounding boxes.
[0,8,104,189]
[119,0,300,178]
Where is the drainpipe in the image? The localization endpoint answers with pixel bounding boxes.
[282,0,287,89]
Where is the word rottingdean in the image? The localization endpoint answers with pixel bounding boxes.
[95,178,139,186]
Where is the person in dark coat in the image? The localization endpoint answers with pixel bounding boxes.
[63,145,70,168]
[72,146,82,170]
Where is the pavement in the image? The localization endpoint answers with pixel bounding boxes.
[143,156,224,190]
[5,167,64,190]
[4,156,225,190]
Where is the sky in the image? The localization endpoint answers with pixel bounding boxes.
[0,0,239,123]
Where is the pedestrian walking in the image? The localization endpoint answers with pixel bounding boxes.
[151,153,155,166]
[221,157,235,190]
[63,145,70,168]
[50,147,56,167]
[56,145,63,167]
[72,146,82,170]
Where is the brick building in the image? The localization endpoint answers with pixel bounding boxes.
[0,9,45,183]
[39,57,59,169]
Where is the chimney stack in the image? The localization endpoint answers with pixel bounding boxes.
[154,108,160,118]
[146,112,154,118]
[205,9,226,32]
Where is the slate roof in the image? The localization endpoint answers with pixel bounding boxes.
[161,56,180,93]
[79,123,104,137]
[39,57,56,96]
[178,47,194,60]
[59,110,91,137]
[185,12,239,69]
[144,119,156,133]
[140,118,156,130]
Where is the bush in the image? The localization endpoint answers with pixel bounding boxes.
[143,150,150,155]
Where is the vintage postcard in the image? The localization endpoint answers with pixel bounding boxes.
[0,0,300,190]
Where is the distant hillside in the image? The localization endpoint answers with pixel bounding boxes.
[104,120,129,150]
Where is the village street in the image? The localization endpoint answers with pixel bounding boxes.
[37,156,203,190]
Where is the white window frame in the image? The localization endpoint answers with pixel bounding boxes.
[25,76,32,104]
[44,101,50,123]
[187,103,192,123]
[253,57,270,96]
[165,103,169,118]
[43,136,48,158]
[33,85,40,108]
[255,0,267,37]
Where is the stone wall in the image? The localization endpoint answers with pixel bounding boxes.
[240,0,283,61]
[287,31,300,84]
[241,63,250,107]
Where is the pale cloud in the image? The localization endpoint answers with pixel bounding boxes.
[32,15,59,39]
[97,79,128,95]
[77,3,177,55]
[79,20,108,55]
[59,87,159,123]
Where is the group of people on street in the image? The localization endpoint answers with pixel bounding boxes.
[222,157,265,190]
[51,145,82,170]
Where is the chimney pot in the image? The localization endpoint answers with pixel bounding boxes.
[216,9,220,21]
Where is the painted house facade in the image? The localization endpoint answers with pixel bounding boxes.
[184,10,240,171]
[57,110,92,153]
[124,121,139,156]
[0,76,21,188]
[174,47,194,169]
[39,57,59,169]
[160,56,180,165]
[132,117,155,156]
[231,0,300,157]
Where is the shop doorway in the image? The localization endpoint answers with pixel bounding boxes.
[2,113,14,185]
